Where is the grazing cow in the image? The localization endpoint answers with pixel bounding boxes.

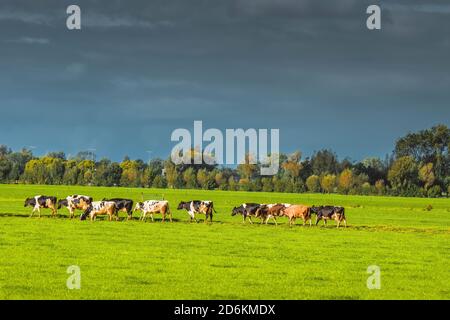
[177,200,216,223]
[24,195,58,217]
[58,195,92,219]
[134,200,172,222]
[103,198,134,220]
[231,203,261,224]
[283,205,312,227]
[255,203,289,225]
[81,201,118,221]
[311,206,347,228]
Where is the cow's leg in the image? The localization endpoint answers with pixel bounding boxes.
[210,213,213,223]
[273,217,278,226]
[162,212,166,223]
[315,216,320,226]
[151,214,154,222]
[189,211,198,223]
[169,210,173,223]
[188,211,195,222]
[248,216,253,224]
[344,219,347,228]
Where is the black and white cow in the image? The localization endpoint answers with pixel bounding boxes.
[177,200,216,223]
[311,206,347,228]
[102,198,134,220]
[58,195,93,219]
[24,195,58,217]
[231,203,262,224]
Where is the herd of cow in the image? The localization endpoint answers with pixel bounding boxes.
[23,195,348,228]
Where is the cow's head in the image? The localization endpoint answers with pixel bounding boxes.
[177,202,187,210]
[310,206,322,215]
[24,198,33,207]
[80,205,93,220]
[134,202,144,212]
[231,207,239,216]
[58,199,68,209]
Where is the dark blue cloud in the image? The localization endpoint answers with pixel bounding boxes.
[0,0,449,162]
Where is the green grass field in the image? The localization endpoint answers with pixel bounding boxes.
[0,184,449,300]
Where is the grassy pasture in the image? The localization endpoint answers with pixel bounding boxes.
[0,184,449,300]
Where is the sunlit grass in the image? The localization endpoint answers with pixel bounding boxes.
[0,184,449,299]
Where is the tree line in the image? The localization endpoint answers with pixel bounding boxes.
[0,124,448,197]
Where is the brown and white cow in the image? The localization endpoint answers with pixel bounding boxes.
[255,203,290,225]
[58,195,93,219]
[283,205,312,227]
[134,200,172,222]
[81,201,117,221]
[24,195,58,217]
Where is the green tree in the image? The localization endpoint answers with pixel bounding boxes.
[375,179,386,195]
[164,160,179,189]
[282,151,302,178]
[77,160,95,185]
[228,176,238,191]
[261,177,273,192]
[306,175,321,193]
[197,168,214,190]
[182,167,197,189]
[418,163,435,192]
[321,174,336,193]
[237,154,259,180]
[395,124,449,186]
[8,149,33,182]
[143,159,164,187]
[0,156,12,182]
[120,159,142,187]
[338,169,354,194]
[311,149,338,175]
[388,156,419,193]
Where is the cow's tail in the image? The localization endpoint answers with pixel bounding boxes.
[212,203,217,213]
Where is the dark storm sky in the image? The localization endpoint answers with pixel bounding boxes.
[0,0,449,162]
